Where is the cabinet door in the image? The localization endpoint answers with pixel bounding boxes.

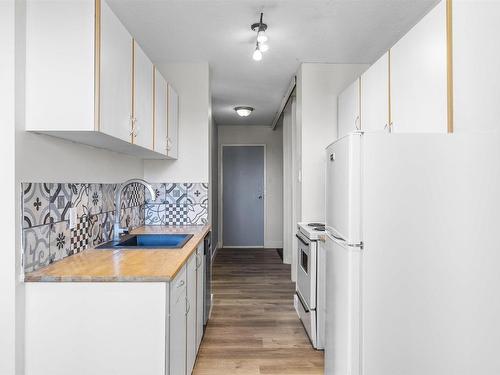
[170,268,187,375]
[167,84,179,159]
[390,0,447,133]
[186,254,197,374]
[133,41,154,149]
[100,0,133,142]
[453,0,500,132]
[361,52,389,132]
[196,244,205,351]
[154,68,168,155]
[338,79,360,138]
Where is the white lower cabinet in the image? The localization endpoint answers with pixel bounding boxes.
[186,254,197,374]
[196,244,205,350]
[25,251,206,375]
[169,265,187,375]
[25,283,169,375]
[169,251,204,375]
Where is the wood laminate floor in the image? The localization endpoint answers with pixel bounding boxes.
[193,248,324,375]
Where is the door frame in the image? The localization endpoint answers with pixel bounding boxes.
[219,144,267,249]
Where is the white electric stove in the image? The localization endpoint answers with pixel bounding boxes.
[294,222,326,350]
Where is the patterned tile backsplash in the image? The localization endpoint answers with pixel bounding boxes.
[22,182,146,273]
[144,183,209,226]
[22,181,208,273]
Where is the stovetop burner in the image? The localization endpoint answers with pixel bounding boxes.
[307,223,324,227]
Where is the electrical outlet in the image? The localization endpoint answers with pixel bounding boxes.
[69,207,77,229]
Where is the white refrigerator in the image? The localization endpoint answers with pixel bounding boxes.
[324,132,500,375]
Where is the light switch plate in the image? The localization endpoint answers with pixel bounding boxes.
[69,207,77,229]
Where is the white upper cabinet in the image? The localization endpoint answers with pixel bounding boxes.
[360,52,389,132]
[167,84,180,159]
[453,0,500,132]
[100,0,132,143]
[390,0,447,133]
[132,41,154,149]
[25,0,172,159]
[154,69,168,156]
[338,79,360,138]
[26,0,95,131]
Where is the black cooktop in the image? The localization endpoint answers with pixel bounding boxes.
[307,223,324,227]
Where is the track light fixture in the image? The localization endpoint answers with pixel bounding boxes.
[251,12,269,61]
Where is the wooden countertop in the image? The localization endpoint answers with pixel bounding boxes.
[24,225,211,282]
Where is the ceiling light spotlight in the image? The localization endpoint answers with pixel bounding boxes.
[234,106,254,117]
[251,12,268,61]
[257,31,268,44]
[252,46,263,61]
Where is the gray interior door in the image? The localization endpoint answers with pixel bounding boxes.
[223,146,264,247]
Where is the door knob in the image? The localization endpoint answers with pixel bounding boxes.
[258,195,263,199]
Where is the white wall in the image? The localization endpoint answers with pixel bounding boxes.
[0,1,17,374]
[144,63,210,183]
[210,119,219,249]
[296,63,368,222]
[218,125,283,249]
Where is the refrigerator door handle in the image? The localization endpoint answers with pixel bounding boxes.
[325,227,363,250]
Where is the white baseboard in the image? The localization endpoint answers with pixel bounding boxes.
[264,241,283,249]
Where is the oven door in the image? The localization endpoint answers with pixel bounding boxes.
[296,233,317,310]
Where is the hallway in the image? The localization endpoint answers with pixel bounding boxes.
[193,248,324,375]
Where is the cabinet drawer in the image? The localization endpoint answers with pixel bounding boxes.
[171,264,187,302]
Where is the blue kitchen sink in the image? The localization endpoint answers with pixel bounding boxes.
[97,234,193,249]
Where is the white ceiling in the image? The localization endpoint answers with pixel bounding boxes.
[108,0,438,126]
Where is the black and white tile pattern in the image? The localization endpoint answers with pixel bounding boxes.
[185,183,209,207]
[165,183,187,205]
[49,183,73,223]
[102,184,116,212]
[145,203,167,225]
[165,204,188,226]
[23,224,50,273]
[144,182,209,226]
[23,183,51,228]
[88,183,103,215]
[145,183,165,204]
[49,220,71,263]
[70,216,91,254]
[70,183,90,218]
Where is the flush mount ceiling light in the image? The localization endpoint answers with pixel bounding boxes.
[234,106,254,117]
[251,12,269,61]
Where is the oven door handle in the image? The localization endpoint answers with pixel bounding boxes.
[296,291,310,313]
[296,234,309,246]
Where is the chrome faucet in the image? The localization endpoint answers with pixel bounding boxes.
[113,178,155,242]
